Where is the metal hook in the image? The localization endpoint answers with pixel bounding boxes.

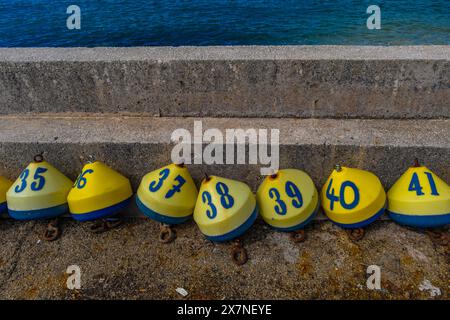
[231,239,248,266]
[43,218,61,241]
[346,228,365,241]
[159,223,176,243]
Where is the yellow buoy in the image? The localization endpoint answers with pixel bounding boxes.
[256,169,319,231]
[321,165,386,228]
[68,161,133,221]
[387,161,450,228]
[6,156,73,220]
[136,163,198,224]
[0,176,13,214]
[194,175,257,242]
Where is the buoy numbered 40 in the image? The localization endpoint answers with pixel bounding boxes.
[321,165,386,229]
[7,156,73,220]
[387,163,450,228]
[194,176,257,242]
[136,163,198,224]
[257,169,319,231]
[0,176,13,214]
[68,161,133,221]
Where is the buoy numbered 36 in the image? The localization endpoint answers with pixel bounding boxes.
[321,165,386,229]
[7,158,73,220]
[257,169,319,231]
[68,161,133,221]
[136,163,198,224]
[387,164,450,228]
[194,176,257,242]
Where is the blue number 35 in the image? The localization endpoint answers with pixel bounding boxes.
[15,167,48,193]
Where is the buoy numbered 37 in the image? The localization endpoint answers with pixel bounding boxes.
[194,176,257,242]
[321,165,386,229]
[136,163,198,224]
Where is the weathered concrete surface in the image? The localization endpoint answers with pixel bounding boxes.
[0,46,449,118]
[0,115,448,191]
[0,219,448,300]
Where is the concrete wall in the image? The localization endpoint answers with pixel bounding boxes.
[0,46,449,118]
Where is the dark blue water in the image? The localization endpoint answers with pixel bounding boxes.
[0,0,449,47]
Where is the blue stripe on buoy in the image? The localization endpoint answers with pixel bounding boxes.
[8,203,68,220]
[0,202,7,214]
[270,202,319,232]
[70,197,132,221]
[136,195,191,225]
[206,206,258,242]
[388,211,450,228]
[332,203,386,229]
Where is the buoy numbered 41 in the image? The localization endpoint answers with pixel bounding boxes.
[194,176,257,242]
[7,157,73,220]
[387,163,450,228]
[68,161,133,221]
[257,169,319,231]
[321,165,386,229]
[0,176,13,214]
[136,163,198,224]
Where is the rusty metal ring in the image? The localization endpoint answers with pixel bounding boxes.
[34,154,44,163]
[43,222,61,241]
[231,246,248,266]
[106,219,123,230]
[90,220,109,234]
[159,226,176,244]
[347,228,365,241]
[290,229,306,243]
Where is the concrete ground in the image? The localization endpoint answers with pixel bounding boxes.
[0,217,448,300]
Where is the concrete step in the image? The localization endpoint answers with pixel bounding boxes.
[0,115,448,191]
[0,46,449,119]
[0,219,448,299]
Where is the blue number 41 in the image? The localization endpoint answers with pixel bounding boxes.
[408,172,439,196]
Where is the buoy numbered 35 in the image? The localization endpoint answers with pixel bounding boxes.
[194,176,257,242]
[7,158,73,220]
[0,176,13,214]
[387,164,450,228]
[321,165,386,229]
[68,161,133,221]
[136,163,198,224]
[257,169,319,231]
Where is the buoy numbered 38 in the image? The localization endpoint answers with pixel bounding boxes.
[68,161,133,221]
[257,169,319,231]
[0,176,13,214]
[321,166,386,229]
[136,163,198,224]
[194,176,257,242]
[387,164,450,228]
[7,158,73,220]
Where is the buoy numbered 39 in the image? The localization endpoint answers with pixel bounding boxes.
[194,176,257,242]
[68,161,133,221]
[0,176,13,214]
[7,158,73,220]
[321,165,386,229]
[257,169,319,231]
[136,163,198,224]
[387,164,450,228]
